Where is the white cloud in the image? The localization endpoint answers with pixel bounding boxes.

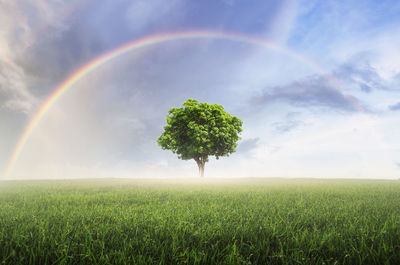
[246,113,398,179]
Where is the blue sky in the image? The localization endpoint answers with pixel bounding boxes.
[1,0,400,179]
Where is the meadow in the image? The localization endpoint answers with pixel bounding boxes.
[0,178,399,265]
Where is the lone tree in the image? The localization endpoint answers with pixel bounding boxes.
[158,99,243,177]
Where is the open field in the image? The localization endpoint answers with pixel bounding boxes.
[0,178,399,265]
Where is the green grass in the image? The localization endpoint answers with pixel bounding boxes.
[0,178,399,265]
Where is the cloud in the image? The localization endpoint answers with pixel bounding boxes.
[389,102,400,111]
[333,56,387,93]
[0,2,38,114]
[393,73,400,87]
[272,119,305,133]
[251,75,359,112]
[236,138,260,154]
[0,60,38,114]
[247,55,400,113]
[0,0,81,114]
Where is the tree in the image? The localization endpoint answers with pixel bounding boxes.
[157,99,243,177]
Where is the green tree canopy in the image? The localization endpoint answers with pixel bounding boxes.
[157,99,243,177]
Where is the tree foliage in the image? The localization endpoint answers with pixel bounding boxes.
[157,99,243,177]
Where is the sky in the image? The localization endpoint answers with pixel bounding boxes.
[1,0,400,179]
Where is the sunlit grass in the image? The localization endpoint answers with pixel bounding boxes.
[0,178,399,264]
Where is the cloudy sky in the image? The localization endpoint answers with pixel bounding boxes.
[1,0,400,179]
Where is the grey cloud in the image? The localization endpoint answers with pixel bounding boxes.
[333,56,387,93]
[251,75,359,112]
[392,73,400,90]
[272,119,304,133]
[250,57,399,114]
[0,0,78,114]
[396,162,400,168]
[13,0,184,89]
[0,60,37,114]
[236,138,260,154]
[394,73,400,82]
[360,83,372,93]
[389,102,400,111]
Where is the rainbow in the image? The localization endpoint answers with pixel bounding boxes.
[4,30,363,177]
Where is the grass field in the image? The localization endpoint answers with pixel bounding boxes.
[0,178,399,265]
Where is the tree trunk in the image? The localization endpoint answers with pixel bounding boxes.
[194,157,205,178]
[199,161,204,178]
